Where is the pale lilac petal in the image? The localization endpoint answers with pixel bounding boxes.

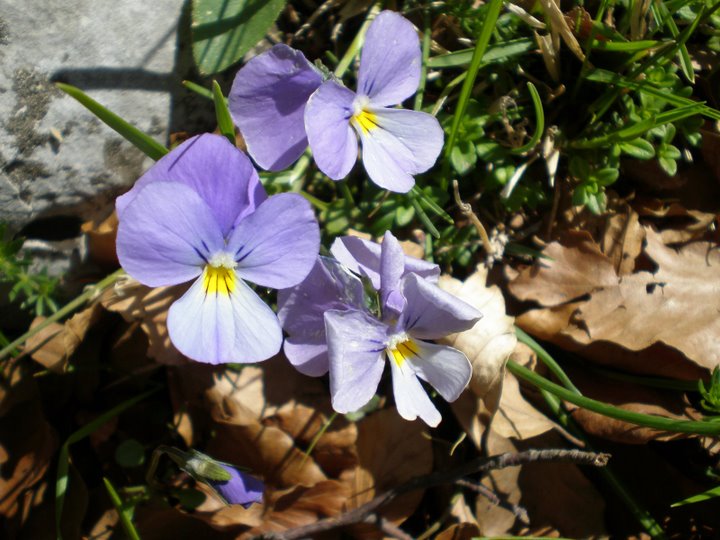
[228,193,320,289]
[401,273,481,339]
[229,44,322,171]
[326,309,387,413]
[379,231,406,317]
[284,339,329,377]
[330,235,439,290]
[116,182,223,287]
[116,134,266,237]
[408,340,471,402]
[167,272,282,364]
[389,358,441,427]
[358,107,444,193]
[305,81,358,180]
[278,257,366,376]
[357,11,421,106]
[212,465,264,508]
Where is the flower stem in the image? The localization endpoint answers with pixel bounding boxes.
[0,268,125,361]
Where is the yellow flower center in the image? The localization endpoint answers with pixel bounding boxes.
[203,253,237,295]
[386,334,419,367]
[351,109,379,134]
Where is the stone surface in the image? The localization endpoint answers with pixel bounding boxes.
[0,0,217,233]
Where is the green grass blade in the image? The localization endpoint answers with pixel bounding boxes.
[212,80,236,145]
[672,484,720,507]
[651,0,694,83]
[427,37,534,68]
[443,0,504,189]
[585,68,720,120]
[507,360,720,436]
[511,82,544,154]
[103,477,141,540]
[56,83,168,161]
[407,190,440,238]
[56,389,158,540]
[515,327,580,393]
[410,186,454,224]
[589,39,660,52]
[183,80,214,100]
[571,103,704,149]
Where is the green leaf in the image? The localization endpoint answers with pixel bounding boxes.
[569,156,590,180]
[427,37,534,68]
[619,138,655,159]
[593,167,619,186]
[450,140,477,175]
[672,484,720,507]
[659,156,678,176]
[56,83,168,161]
[115,439,146,468]
[192,0,286,75]
[103,478,141,540]
[659,143,681,160]
[212,80,236,144]
[395,204,415,227]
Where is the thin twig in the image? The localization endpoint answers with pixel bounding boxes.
[292,0,342,41]
[255,449,609,540]
[455,478,529,524]
[365,514,415,540]
[452,180,494,255]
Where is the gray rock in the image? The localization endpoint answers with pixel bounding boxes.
[0,0,217,233]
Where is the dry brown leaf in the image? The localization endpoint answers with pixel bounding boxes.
[539,0,585,61]
[452,343,556,449]
[26,304,103,372]
[475,431,606,537]
[439,265,517,401]
[436,522,481,540]
[240,480,350,539]
[509,231,618,306]
[635,199,717,244]
[570,228,720,371]
[101,277,185,365]
[601,208,645,275]
[341,408,432,532]
[81,211,118,269]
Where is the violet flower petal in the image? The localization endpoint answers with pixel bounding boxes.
[389,357,441,427]
[167,271,282,364]
[379,231,406,317]
[229,44,323,171]
[400,273,481,340]
[358,107,444,193]
[116,182,223,287]
[116,134,266,237]
[407,340,471,402]
[212,464,264,508]
[278,257,366,376]
[357,11,421,107]
[304,81,358,180]
[330,235,440,291]
[228,193,320,289]
[326,309,387,413]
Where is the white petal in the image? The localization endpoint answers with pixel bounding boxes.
[408,340,472,402]
[167,271,282,364]
[389,357,441,427]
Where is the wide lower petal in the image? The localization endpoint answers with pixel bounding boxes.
[357,11,421,107]
[116,134,266,237]
[358,107,444,193]
[229,44,323,171]
[325,309,387,414]
[304,81,358,180]
[330,235,439,291]
[167,272,282,364]
[116,182,223,287]
[228,193,320,289]
[407,339,471,402]
[400,273,481,339]
[389,357,441,427]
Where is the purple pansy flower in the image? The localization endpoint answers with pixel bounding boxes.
[280,232,481,426]
[116,133,320,364]
[229,10,444,193]
[278,235,439,377]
